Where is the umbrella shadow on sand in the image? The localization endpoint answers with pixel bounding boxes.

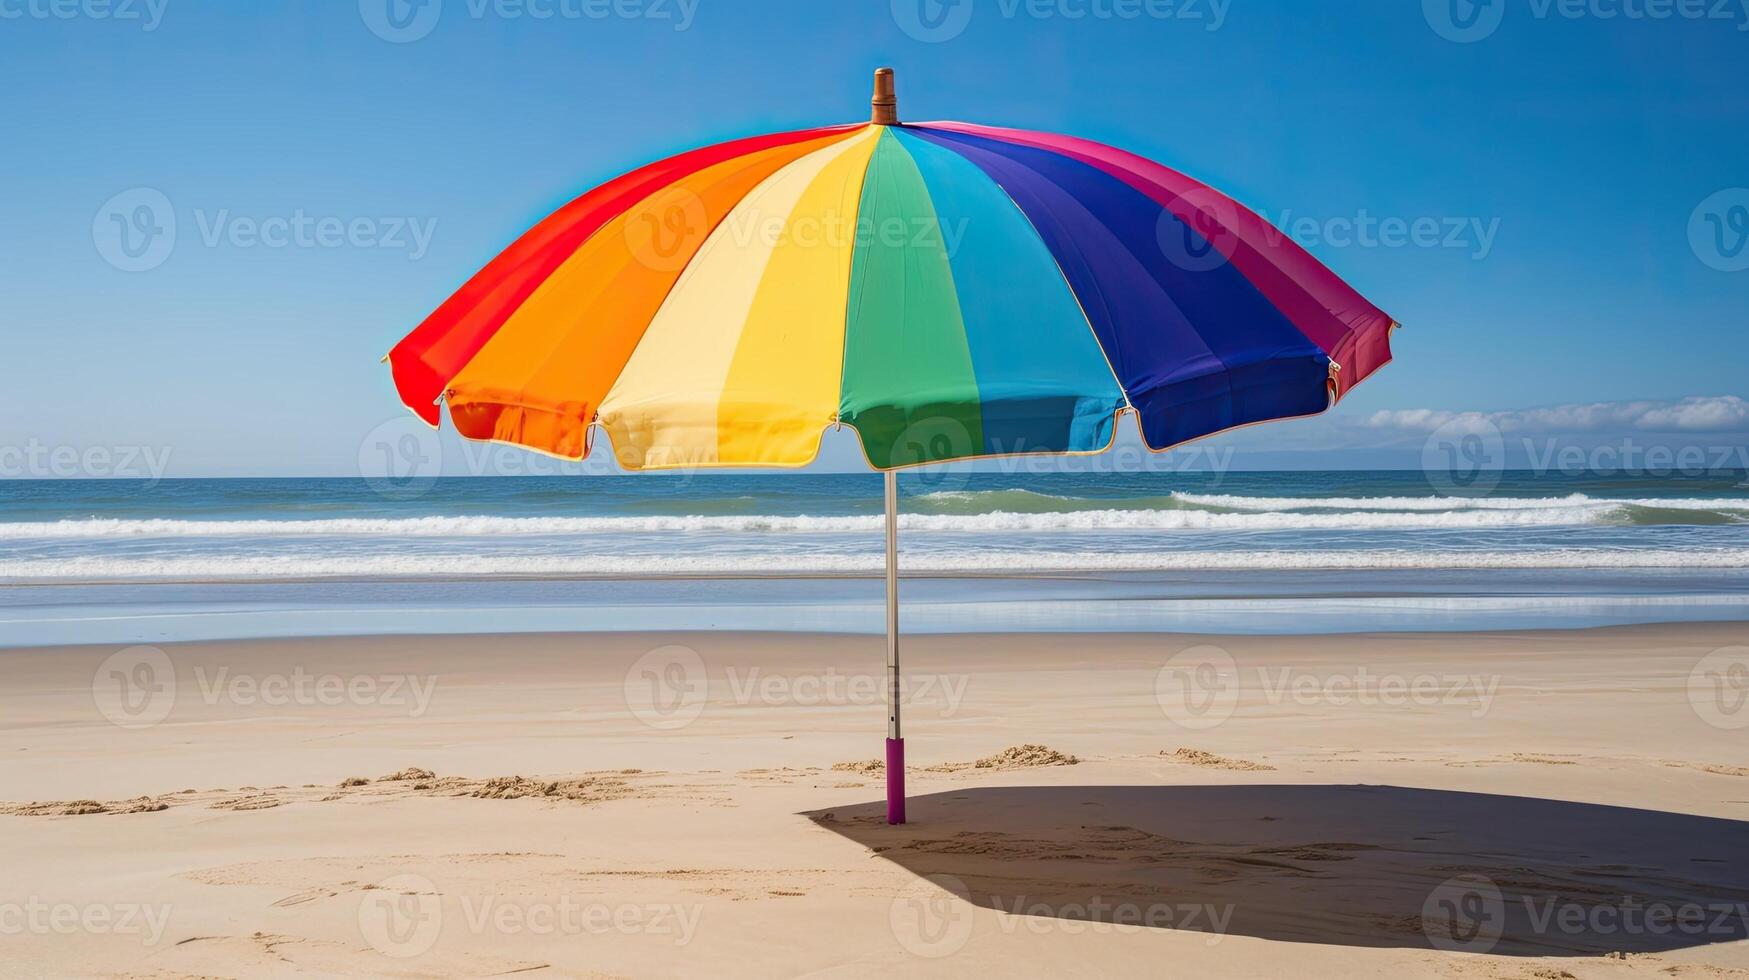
[803,784,1749,956]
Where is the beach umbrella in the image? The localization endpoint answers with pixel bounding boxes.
[385,69,1397,824]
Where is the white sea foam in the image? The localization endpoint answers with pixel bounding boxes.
[2,496,1739,540]
[4,548,1747,583]
[1170,492,1749,512]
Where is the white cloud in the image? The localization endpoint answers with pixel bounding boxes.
[1637,396,1749,432]
[1366,396,1749,435]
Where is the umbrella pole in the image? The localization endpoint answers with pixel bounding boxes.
[884,469,906,825]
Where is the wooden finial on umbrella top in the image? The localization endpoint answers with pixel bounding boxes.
[871,68,898,125]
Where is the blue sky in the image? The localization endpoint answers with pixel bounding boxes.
[2,0,1745,477]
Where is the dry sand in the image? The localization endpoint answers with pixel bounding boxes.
[2,624,1747,977]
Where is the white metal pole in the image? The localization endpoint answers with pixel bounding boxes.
[884,469,905,824]
[885,470,900,741]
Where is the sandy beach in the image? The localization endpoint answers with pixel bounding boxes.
[12,2,1747,979]
[2,623,1746,977]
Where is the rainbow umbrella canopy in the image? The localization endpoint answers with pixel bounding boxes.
[386,70,1396,823]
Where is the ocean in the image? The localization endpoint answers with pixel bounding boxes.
[3,470,1748,646]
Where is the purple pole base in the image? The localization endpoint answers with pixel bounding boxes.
[886,737,906,824]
